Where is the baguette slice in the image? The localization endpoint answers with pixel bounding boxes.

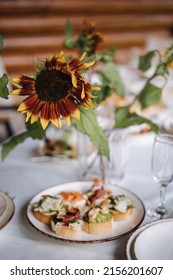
[33,208,52,225]
[51,207,82,237]
[51,220,82,237]
[83,220,112,235]
[110,208,133,221]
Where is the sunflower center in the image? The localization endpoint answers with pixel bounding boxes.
[35,69,72,102]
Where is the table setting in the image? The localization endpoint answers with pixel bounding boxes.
[1,21,173,260]
[1,131,173,260]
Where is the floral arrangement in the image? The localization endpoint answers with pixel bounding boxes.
[0,22,173,161]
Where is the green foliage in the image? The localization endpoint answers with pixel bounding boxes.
[63,20,76,49]
[2,121,45,160]
[0,74,9,99]
[72,108,110,159]
[97,62,125,97]
[65,19,74,38]
[92,85,112,106]
[115,106,158,133]
[155,62,169,76]
[138,83,162,109]
[138,51,156,71]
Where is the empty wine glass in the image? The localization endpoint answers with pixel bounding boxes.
[147,134,173,219]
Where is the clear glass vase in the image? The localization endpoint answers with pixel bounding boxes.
[77,128,129,183]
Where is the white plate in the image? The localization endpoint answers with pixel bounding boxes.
[27,181,145,243]
[0,193,6,218]
[126,219,173,260]
[0,192,15,230]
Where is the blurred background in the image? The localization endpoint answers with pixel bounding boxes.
[0,0,173,141]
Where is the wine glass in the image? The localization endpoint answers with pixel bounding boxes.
[147,133,173,219]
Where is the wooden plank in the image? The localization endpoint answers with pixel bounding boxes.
[2,32,148,54]
[0,1,173,16]
[0,15,173,36]
[3,29,170,54]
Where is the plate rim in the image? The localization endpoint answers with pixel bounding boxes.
[126,218,173,259]
[26,181,146,244]
[0,191,15,230]
[0,193,6,218]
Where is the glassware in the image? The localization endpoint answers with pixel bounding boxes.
[77,128,129,183]
[147,134,173,219]
[37,123,77,159]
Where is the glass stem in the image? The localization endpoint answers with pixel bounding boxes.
[158,184,167,209]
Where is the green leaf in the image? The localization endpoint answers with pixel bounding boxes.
[109,44,116,55]
[115,106,158,133]
[92,85,112,106]
[138,51,156,71]
[65,20,74,38]
[155,62,169,76]
[139,83,162,109]
[97,62,125,97]
[72,108,110,159]
[2,121,45,160]
[0,73,9,99]
[115,106,129,121]
[25,120,45,139]
[63,20,76,49]
[0,35,3,51]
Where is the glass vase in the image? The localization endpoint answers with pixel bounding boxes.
[77,128,129,183]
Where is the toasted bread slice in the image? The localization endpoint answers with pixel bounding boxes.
[110,208,133,221]
[83,220,112,235]
[33,209,52,225]
[51,222,82,237]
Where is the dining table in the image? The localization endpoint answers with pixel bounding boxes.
[0,130,173,260]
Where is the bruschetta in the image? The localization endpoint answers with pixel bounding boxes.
[51,207,82,237]
[32,195,65,225]
[83,207,112,234]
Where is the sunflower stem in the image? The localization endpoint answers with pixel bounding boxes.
[99,152,105,181]
[82,151,99,178]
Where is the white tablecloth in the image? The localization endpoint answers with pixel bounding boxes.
[1,133,173,260]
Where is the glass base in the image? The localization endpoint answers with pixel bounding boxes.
[147,205,173,220]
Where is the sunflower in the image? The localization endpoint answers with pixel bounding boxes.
[77,21,105,56]
[10,52,100,129]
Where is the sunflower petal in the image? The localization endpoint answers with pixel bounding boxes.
[30,114,39,124]
[83,98,94,108]
[87,91,95,98]
[81,85,85,99]
[71,73,77,88]
[91,86,101,91]
[49,103,62,129]
[51,118,62,129]
[25,111,32,122]
[17,102,28,111]
[78,61,95,70]
[64,116,71,126]
[11,78,20,84]
[40,118,49,130]
[40,103,50,129]
[78,52,86,62]
[10,89,21,95]
[70,108,80,120]
[55,51,64,60]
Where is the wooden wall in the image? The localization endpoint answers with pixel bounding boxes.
[0,0,173,77]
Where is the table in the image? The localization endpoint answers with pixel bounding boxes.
[0,132,173,260]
